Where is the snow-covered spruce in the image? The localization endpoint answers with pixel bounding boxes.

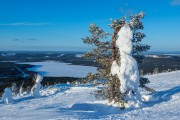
[111,25,142,107]
[11,83,18,96]
[31,74,43,97]
[2,88,13,104]
[19,82,24,96]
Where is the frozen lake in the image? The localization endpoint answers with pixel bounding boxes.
[19,61,97,78]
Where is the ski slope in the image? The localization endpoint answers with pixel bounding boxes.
[0,71,180,120]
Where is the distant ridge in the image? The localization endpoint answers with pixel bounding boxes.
[0,51,180,55]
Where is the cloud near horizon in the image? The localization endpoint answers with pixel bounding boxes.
[27,38,38,41]
[13,39,21,42]
[13,38,38,42]
[0,22,53,26]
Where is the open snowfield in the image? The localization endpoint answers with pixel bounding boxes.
[0,71,180,120]
[19,61,97,78]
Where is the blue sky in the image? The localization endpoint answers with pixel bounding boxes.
[0,0,180,51]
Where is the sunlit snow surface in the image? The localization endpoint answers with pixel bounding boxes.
[0,71,180,120]
[21,61,97,78]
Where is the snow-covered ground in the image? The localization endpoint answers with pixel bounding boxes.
[19,61,97,78]
[75,54,83,58]
[145,55,171,58]
[0,71,180,120]
[163,54,180,56]
[1,53,16,57]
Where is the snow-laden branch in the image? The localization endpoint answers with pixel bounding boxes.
[111,25,142,107]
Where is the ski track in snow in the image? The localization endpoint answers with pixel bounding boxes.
[0,71,180,120]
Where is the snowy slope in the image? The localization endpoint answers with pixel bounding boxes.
[0,71,180,120]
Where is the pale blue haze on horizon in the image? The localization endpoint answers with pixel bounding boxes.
[0,0,180,51]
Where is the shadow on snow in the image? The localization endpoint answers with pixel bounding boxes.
[59,103,124,119]
[144,86,180,106]
[57,86,180,119]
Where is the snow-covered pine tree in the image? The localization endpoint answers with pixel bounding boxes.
[11,83,18,96]
[129,13,154,93]
[82,12,154,109]
[19,81,24,96]
[2,87,13,104]
[31,74,43,97]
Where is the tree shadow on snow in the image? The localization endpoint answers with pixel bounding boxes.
[14,96,40,103]
[144,86,180,106]
[58,86,180,119]
[59,103,125,119]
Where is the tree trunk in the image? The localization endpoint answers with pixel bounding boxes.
[109,25,123,103]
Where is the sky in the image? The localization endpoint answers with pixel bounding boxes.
[0,0,180,51]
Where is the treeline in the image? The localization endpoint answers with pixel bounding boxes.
[140,56,180,75]
[0,76,79,96]
[0,62,34,77]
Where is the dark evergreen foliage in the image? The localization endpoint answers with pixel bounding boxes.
[82,12,154,108]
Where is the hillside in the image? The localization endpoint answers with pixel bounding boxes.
[0,71,180,120]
